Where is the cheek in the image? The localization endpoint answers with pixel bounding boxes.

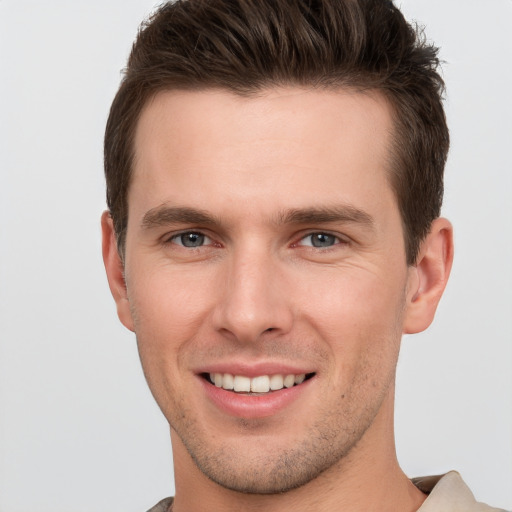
[125,266,211,379]
[296,267,406,374]
[299,265,406,331]
[127,268,210,415]
[130,263,214,328]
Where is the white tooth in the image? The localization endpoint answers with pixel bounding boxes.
[233,375,251,392]
[284,374,295,388]
[209,373,215,383]
[251,375,270,393]
[294,374,306,384]
[269,374,284,390]
[222,373,234,390]
[214,373,223,387]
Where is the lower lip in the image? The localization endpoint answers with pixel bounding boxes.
[199,377,313,419]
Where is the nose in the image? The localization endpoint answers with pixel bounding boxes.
[212,246,294,343]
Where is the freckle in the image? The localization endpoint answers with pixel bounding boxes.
[341,394,345,399]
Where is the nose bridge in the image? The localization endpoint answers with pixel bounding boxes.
[214,242,292,342]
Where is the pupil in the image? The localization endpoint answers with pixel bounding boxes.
[182,232,204,247]
[312,233,335,247]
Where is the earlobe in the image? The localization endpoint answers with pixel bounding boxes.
[101,211,135,332]
[403,218,454,334]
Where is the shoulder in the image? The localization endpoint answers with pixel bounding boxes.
[413,471,509,512]
[145,497,174,512]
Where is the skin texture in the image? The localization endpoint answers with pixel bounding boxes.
[102,88,453,512]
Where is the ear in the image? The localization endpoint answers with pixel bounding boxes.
[403,218,454,334]
[101,211,135,332]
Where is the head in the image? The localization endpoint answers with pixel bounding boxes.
[102,0,453,500]
[105,0,449,266]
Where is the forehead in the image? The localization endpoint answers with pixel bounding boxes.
[130,87,396,222]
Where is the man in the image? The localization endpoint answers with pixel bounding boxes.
[101,1,506,511]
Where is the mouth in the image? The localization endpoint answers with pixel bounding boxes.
[202,372,316,395]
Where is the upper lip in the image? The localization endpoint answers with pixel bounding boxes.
[194,361,316,378]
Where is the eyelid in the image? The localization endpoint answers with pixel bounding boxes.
[165,230,214,247]
[294,231,349,248]
[161,229,349,249]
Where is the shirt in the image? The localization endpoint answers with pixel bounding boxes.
[414,471,507,512]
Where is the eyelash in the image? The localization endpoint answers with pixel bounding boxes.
[165,230,347,250]
[295,232,345,249]
[167,231,214,248]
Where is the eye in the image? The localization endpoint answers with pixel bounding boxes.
[298,232,341,248]
[170,232,212,248]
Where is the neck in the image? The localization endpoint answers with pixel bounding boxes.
[170,391,426,512]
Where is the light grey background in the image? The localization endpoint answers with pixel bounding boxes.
[0,1,510,511]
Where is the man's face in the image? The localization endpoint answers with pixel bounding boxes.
[116,88,419,492]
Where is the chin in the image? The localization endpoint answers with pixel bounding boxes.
[173,410,369,495]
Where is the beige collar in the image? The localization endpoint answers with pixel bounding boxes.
[414,471,506,512]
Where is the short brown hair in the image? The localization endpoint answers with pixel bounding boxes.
[104,0,449,265]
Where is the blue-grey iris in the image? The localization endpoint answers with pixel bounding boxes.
[310,233,336,248]
[181,232,205,247]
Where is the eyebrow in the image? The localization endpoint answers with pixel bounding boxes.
[140,204,374,230]
[277,205,375,229]
[141,205,219,229]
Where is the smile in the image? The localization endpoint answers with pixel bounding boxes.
[206,372,315,394]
